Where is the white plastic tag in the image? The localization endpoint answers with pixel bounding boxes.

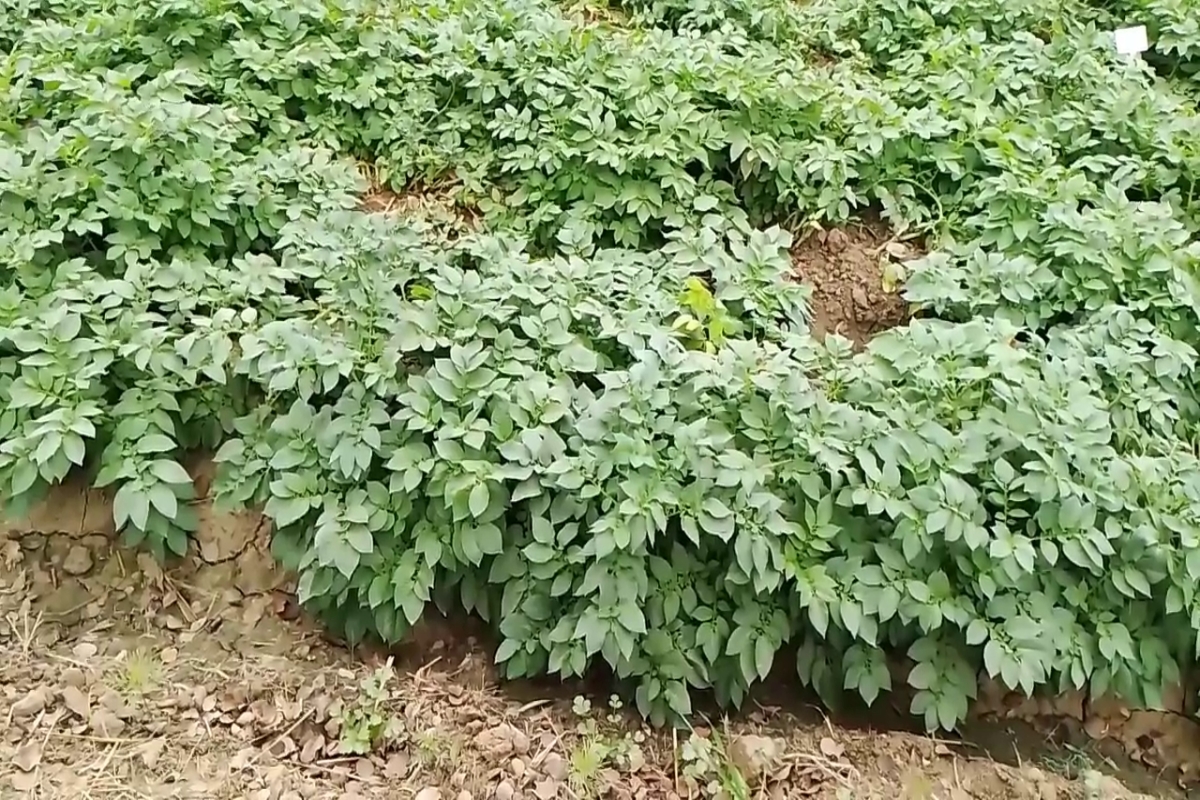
[1113,25,1149,56]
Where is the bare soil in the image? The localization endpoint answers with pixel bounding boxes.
[0,476,1186,800]
[792,223,914,347]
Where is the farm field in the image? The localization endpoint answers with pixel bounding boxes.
[3,0,1200,795]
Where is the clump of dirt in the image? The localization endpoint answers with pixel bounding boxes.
[792,222,915,347]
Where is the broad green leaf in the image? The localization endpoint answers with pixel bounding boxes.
[469,483,490,518]
[150,459,192,485]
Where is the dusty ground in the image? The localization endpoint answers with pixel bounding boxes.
[792,223,915,347]
[0,476,1185,800]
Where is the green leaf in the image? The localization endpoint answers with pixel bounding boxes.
[936,690,965,731]
[808,600,829,637]
[400,592,425,625]
[137,434,176,454]
[114,484,151,531]
[523,542,557,563]
[270,497,312,528]
[754,635,774,680]
[618,605,646,634]
[1123,566,1151,598]
[150,460,192,485]
[165,525,189,557]
[473,523,504,556]
[495,638,521,664]
[368,574,390,608]
[333,543,360,579]
[908,661,938,691]
[346,527,374,554]
[512,478,541,502]
[149,484,178,519]
[469,483,490,518]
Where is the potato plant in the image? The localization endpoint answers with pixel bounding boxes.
[2,0,1200,731]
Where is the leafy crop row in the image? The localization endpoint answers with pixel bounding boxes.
[4,0,1200,731]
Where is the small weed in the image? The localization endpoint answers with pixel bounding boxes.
[901,769,935,800]
[565,694,647,795]
[679,730,749,800]
[338,658,402,755]
[1040,743,1095,780]
[112,648,163,695]
[568,735,608,797]
[414,726,461,769]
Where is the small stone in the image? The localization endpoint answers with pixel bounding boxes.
[728,734,783,776]
[494,781,515,800]
[542,753,568,781]
[60,685,90,719]
[1038,782,1057,800]
[72,642,97,659]
[266,736,296,759]
[61,668,86,688]
[818,737,844,758]
[457,793,474,800]
[414,789,442,800]
[1022,767,1045,782]
[824,229,850,253]
[62,545,94,576]
[12,741,42,772]
[100,689,129,717]
[510,758,526,778]
[300,733,325,764]
[138,738,166,769]
[89,708,126,737]
[511,729,530,755]
[474,724,519,758]
[534,780,558,800]
[10,770,38,793]
[12,688,46,719]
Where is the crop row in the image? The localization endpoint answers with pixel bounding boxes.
[2,0,1200,728]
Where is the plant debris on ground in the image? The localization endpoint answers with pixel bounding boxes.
[0,528,1174,797]
[3,0,1200,787]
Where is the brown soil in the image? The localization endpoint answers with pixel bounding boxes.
[792,222,914,347]
[0,474,1183,800]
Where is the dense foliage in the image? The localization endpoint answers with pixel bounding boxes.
[3,0,1200,731]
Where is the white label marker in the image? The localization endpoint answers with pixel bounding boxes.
[1113,25,1149,56]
